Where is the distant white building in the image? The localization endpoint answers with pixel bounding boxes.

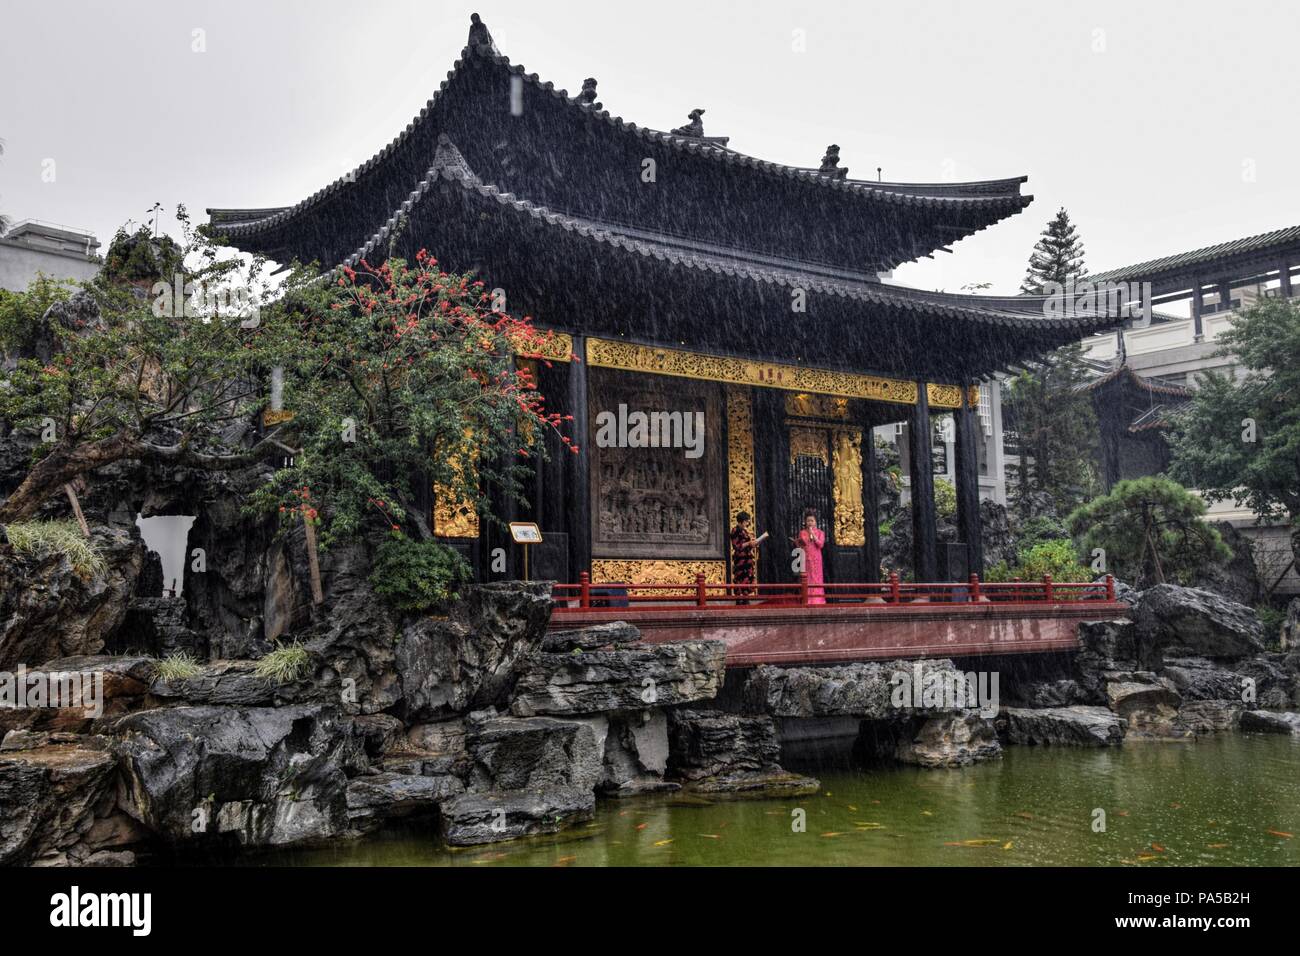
[1079,223,1300,597]
[0,219,101,292]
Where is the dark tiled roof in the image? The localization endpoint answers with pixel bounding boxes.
[208,21,1030,251]
[1083,363,1194,397]
[330,135,1118,336]
[1088,224,1300,284]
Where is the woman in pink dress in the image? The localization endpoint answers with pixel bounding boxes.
[793,509,826,604]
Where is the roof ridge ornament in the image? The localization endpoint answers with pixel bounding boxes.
[467,12,499,54]
[819,144,849,180]
[671,108,706,138]
[579,78,601,110]
[433,134,474,179]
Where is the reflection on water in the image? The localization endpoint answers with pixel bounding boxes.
[265,734,1300,867]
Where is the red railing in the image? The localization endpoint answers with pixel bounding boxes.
[552,572,1117,612]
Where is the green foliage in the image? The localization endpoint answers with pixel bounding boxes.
[0,205,281,523]
[933,477,957,519]
[1006,209,1100,518]
[1066,477,1231,588]
[155,652,202,681]
[0,274,76,353]
[1255,605,1285,648]
[368,532,471,613]
[1020,207,1086,295]
[3,519,106,578]
[1016,514,1070,551]
[245,253,573,548]
[1168,300,1300,565]
[254,642,311,683]
[101,226,184,283]
[984,538,1091,583]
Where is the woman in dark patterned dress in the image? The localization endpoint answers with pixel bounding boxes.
[729,512,767,604]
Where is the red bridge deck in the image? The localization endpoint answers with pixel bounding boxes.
[550,574,1130,666]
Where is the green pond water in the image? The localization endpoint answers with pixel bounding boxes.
[266,734,1300,867]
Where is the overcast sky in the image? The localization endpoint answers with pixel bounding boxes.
[2,0,1296,294]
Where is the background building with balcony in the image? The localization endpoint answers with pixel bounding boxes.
[1078,224,1300,596]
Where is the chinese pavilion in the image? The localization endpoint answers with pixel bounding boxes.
[208,14,1123,588]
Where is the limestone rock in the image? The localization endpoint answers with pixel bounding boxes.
[667,709,780,780]
[999,706,1125,746]
[1161,657,1244,701]
[1239,710,1300,735]
[1105,676,1185,738]
[114,703,363,847]
[542,621,641,653]
[395,582,553,721]
[438,788,595,846]
[599,710,676,796]
[896,713,1002,767]
[741,659,973,719]
[0,742,117,865]
[345,771,464,830]
[1173,700,1243,735]
[148,659,314,707]
[684,770,820,798]
[1133,584,1265,660]
[465,714,604,794]
[509,640,725,717]
[0,528,144,671]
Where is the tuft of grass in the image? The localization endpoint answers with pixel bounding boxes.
[254,642,310,683]
[4,519,107,578]
[155,652,202,682]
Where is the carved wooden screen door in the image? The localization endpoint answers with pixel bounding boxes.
[788,429,834,579]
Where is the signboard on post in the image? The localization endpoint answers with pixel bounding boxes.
[508,522,543,580]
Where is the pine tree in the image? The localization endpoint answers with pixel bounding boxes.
[1006,208,1099,518]
[1021,207,1086,294]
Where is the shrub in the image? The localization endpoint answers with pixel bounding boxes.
[1067,477,1230,587]
[933,477,957,519]
[1016,514,1070,552]
[155,652,202,681]
[254,642,311,683]
[368,533,471,613]
[984,538,1091,583]
[4,519,106,578]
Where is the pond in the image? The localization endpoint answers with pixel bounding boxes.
[263,733,1300,867]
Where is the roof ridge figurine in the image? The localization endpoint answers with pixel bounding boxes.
[579,78,602,110]
[671,108,706,138]
[819,144,849,180]
[467,12,499,54]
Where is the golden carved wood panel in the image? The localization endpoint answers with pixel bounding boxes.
[832,428,866,546]
[726,385,756,526]
[586,337,919,405]
[590,559,727,595]
[785,393,851,419]
[788,426,829,464]
[926,383,964,409]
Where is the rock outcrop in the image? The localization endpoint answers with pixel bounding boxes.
[741,659,977,719]
[509,640,725,717]
[0,529,144,671]
[1133,584,1266,659]
[113,704,363,846]
[396,583,553,721]
[0,741,123,866]
[896,713,1002,767]
[1239,710,1300,735]
[999,706,1126,746]
[667,709,820,796]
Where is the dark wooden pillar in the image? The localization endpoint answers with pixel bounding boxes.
[1191,277,1204,339]
[567,335,591,578]
[753,387,790,584]
[954,385,984,577]
[858,411,881,583]
[1280,260,1293,299]
[1218,279,1233,315]
[908,383,938,582]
